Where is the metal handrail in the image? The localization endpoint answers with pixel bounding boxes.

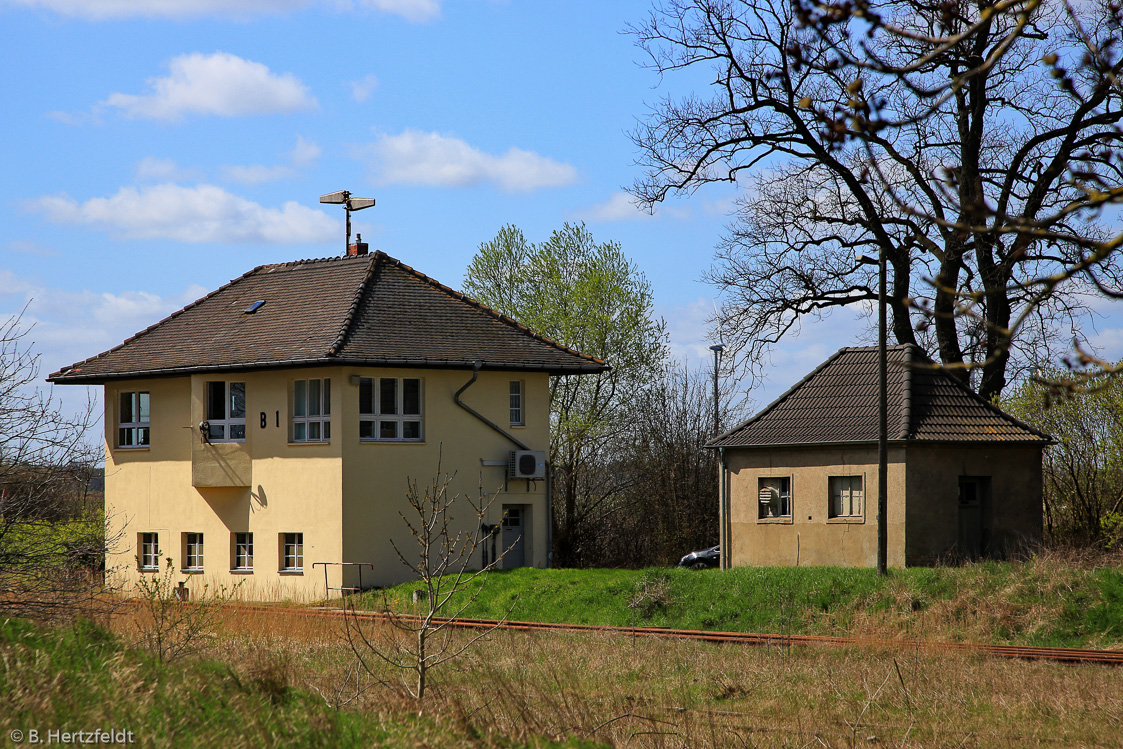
[312,561,374,599]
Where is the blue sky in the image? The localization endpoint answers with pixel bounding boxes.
[3,0,1121,429]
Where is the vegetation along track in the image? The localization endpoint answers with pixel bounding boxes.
[219,603,1123,666]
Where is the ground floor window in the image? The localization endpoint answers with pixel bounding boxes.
[183,532,204,571]
[829,476,863,518]
[139,532,159,570]
[758,477,791,519]
[233,532,253,571]
[281,533,303,571]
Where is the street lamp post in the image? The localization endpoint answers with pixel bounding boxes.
[857,251,889,576]
[709,343,726,435]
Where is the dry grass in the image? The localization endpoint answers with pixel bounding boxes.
[105,604,1123,748]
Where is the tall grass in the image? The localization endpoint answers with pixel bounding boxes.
[361,551,1123,649]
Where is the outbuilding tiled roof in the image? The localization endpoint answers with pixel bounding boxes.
[708,344,1049,447]
[49,252,607,383]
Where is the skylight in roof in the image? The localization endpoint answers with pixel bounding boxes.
[244,300,266,314]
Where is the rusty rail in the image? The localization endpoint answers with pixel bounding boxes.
[216,603,1123,666]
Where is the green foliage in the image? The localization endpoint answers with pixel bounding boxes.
[463,224,669,566]
[1003,371,1123,545]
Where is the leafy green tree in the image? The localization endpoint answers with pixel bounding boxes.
[463,223,668,566]
[1004,373,1123,546]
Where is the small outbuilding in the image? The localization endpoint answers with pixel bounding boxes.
[708,344,1050,569]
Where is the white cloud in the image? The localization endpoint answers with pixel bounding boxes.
[289,135,322,168]
[100,52,317,122]
[360,129,578,192]
[1,270,208,398]
[222,135,322,185]
[135,156,203,182]
[358,0,440,22]
[28,184,336,244]
[6,0,442,21]
[349,74,379,103]
[571,192,655,222]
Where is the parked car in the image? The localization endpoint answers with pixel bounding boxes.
[678,545,719,569]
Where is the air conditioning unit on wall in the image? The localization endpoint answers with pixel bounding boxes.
[509,450,546,479]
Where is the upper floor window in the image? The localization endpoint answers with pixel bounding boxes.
[758,476,791,519]
[206,381,245,442]
[359,377,422,441]
[118,391,150,448]
[509,380,524,426]
[293,378,330,442]
[829,476,863,518]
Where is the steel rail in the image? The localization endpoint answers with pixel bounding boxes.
[212,603,1123,666]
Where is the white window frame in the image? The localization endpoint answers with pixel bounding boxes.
[292,378,331,442]
[183,532,204,571]
[359,377,423,442]
[139,532,159,571]
[829,475,864,518]
[758,476,792,519]
[509,380,524,427]
[233,532,253,571]
[205,381,246,443]
[281,532,304,572]
[118,391,150,448]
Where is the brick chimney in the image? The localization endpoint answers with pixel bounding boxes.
[347,233,369,256]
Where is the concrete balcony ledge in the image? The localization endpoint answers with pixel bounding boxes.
[192,441,251,487]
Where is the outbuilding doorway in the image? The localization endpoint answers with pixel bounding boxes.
[958,476,991,559]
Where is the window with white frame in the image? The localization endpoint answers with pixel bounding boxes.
[139,532,159,570]
[183,532,204,571]
[233,532,253,571]
[281,532,303,571]
[205,381,246,442]
[292,378,330,442]
[758,477,791,519]
[829,476,863,518]
[118,391,150,448]
[509,380,524,426]
[359,377,422,441]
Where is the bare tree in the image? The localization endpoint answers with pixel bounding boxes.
[343,455,511,701]
[630,0,1123,400]
[0,310,108,621]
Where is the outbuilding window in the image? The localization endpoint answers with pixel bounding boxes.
[758,477,791,519]
[829,476,863,518]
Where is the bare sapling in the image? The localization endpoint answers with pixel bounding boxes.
[344,450,516,701]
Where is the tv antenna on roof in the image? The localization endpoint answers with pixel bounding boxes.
[320,190,375,253]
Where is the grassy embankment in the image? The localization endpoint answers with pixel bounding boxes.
[362,552,1123,649]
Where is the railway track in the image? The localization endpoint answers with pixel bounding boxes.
[218,603,1123,666]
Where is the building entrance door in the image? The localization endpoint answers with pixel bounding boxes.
[502,505,526,568]
[958,477,988,559]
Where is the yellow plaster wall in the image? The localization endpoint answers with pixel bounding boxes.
[105,369,345,601]
[105,366,552,600]
[339,368,551,590]
[724,445,907,569]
